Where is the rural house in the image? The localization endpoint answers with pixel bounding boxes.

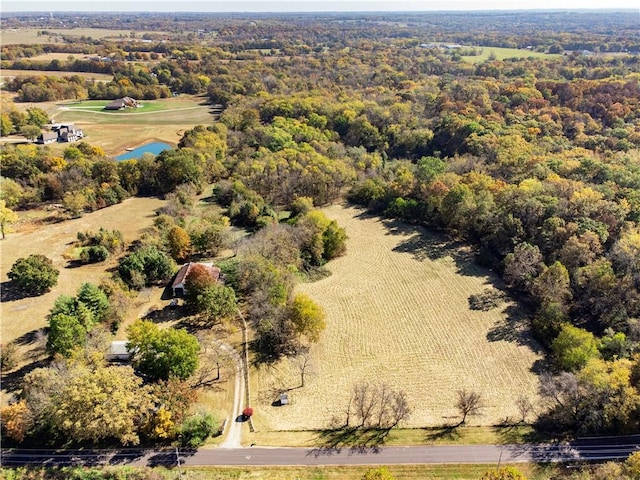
[37,132,58,144]
[104,97,141,110]
[171,262,222,297]
[38,124,84,144]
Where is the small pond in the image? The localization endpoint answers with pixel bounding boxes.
[115,141,172,161]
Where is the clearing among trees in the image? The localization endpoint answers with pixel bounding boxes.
[255,204,542,430]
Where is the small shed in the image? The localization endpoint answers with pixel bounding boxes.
[106,340,131,362]
[279,393,289,406]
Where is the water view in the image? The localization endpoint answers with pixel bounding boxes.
[115,141,172,160]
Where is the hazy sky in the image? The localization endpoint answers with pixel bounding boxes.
[2,0,639,12]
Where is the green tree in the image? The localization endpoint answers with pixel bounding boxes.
[18,125,41,142]
[47,313,87,357]
[194,284,238,324]
[127,320,199,381]
[26,107,49,127]
[552,324,600,372]
[179,413,219,447]
[76,282,110,323]
[0,200,19,239]
[118,245,176,289]
[8,254,59,294]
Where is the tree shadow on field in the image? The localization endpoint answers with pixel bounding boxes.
[424,423,463,443]
[314,426,389,452]
[0,280,47,302]
[486,303,545,354]
[376,216,487,279]
[1,358,50,393]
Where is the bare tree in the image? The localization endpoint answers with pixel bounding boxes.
[345,381,412,430]
[353,382,378,428]
[388,390,411,429]
[292,347,315,388]
[456,389,482,425]
[192,332,233,388]
[515,395,534,424]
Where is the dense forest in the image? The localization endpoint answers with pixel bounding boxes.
[2,10,640,455]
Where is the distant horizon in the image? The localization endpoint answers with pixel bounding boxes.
[2,0,638,14]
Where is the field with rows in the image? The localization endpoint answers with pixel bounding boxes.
[254,204,543,431]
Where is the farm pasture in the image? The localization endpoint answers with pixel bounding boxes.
[0,196,166,395]
[254,204,542,431]
[0,28,169,45]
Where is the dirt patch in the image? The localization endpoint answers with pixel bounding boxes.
[255,204,543,430]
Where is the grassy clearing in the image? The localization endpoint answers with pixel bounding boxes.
[461,47,561,63]
[168,464,559,480]
[254,204,542,432]
[247,425,545,448]
[65,99,167,113]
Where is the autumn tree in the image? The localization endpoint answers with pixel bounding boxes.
[288,293,326,344]
[166,225,191,261]
[50,365,154,445]
[0,401,31,443]
[0,200,19,239]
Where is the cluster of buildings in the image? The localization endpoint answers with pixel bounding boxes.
[37,123,84,144]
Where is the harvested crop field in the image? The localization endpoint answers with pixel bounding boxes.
[254,204,542,430]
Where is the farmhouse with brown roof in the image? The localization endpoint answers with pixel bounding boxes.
[104,97,141,110]
[171,262,222,297]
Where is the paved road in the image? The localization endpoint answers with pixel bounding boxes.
[2,435,639,468]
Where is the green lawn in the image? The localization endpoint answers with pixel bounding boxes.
[66,99,166,113]
[54,96,214,126]
[461,47,561,63]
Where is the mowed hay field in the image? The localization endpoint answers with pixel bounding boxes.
[254,205,542,431]
[0,197,166,375]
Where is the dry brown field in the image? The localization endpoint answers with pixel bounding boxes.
[254,204,542,431]
[0,197,166,389]
[1,28,168,45]
[0,69,114,82]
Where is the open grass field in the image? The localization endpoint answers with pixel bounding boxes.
[461,47,561,63]
[170,463,559,480]
[253,205,543,432]
[0,28,169,45]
